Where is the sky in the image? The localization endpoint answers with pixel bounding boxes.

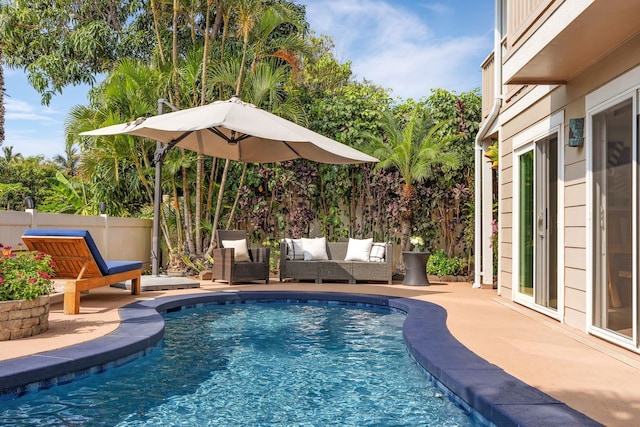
[3,0,494,161]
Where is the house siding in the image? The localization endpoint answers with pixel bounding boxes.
[485,0,640,347]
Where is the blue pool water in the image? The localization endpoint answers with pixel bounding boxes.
[1,302,477,426]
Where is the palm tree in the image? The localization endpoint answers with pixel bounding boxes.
[52,139,80,176]
[366,107,459,266]
[2,145,21,162]
[66,59,161,218]
[204,0,307,256]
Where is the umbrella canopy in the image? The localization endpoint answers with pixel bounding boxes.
[81,96,378,277]
[81,96,378,164]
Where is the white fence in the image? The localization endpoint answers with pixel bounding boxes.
[0,210,153,271]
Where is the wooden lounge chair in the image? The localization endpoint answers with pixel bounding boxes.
[212,230,270,285]
[21,229,143,315]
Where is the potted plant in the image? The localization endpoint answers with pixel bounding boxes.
[0,243,55,340]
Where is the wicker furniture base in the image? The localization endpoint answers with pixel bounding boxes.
[279,241,393,285]
[212,230,270,285]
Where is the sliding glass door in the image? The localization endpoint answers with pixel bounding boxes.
[592,98,634,338]
[515,134,558,311]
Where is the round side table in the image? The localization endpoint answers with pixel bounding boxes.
[402,251,430,286]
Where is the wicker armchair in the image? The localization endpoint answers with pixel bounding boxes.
[211,230,270,285]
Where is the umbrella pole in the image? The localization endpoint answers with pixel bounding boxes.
[152,99,179,276]
[152,140,163,276]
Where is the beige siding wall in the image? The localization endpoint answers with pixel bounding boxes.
[481,53,495,120]
[508,0,556,47]
[496,31,640,330]
[499,133,513,297]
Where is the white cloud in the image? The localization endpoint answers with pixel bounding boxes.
[303,0,491,99]
[5,98,59,123]
[421,3,454,16]
[353,35,487,99]
[4,98,65,159]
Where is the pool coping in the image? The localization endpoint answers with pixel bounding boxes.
[0,291,602,427]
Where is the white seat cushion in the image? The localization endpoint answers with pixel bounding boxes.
[221,239,251,262]
[345,238,373,262]
[369,242,386,262]
[301,237,329,260]
[283,238,304,260]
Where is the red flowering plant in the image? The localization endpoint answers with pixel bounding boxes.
[0,244,55,301]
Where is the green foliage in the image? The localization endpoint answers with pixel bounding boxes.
[485,140,499,169]
[296,36,352,93]
[260,237,281,273]
[44,172,93,215]
[362,103,461,255]
[368,107,459,182]
[426,250,465,277]
[0,245,55,301]
[309,83,391,148]
[179,253,211,274]
[0,0,151,104]
[0,156,59,211]
[1,0,482,271]
[418,89,481,258]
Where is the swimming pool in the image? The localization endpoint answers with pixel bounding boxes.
[0,291,600,426]
[1,302,477,426]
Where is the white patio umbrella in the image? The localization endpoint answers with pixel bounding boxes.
[81,96,378,275]
[82,96,378,164]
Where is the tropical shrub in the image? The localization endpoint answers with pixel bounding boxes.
[426,249,465,277]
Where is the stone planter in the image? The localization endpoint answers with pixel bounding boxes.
[0,295,50,341]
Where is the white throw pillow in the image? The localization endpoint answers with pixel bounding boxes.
[283,238,304,260]
[345,238,373,262]
[221,239,251,262]
[369,242,386,262]
[301,237,329,261]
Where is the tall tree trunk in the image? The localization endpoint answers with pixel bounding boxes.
[219,0,254,233]
[181,155,195,255]
[226,163,247,229]
[397,183,416,271]
[171,0,181,108]
[218,5,230,99]
[172,181,183,253]
[207,158,230,255]
[206,157,217,220]
[235,30,249,96]
[195,155,204,254]
[194,0,222,255]
[150,0,166,64]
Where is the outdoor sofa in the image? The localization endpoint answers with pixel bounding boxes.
[279,238,393,285]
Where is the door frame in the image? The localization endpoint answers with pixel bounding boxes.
[586,78,639,349]
[512,111,565,320]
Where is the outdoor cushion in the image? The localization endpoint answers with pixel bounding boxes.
[344,238,373,262]
[283,238,304,260]
[301,237,329,260]
[221,239,251,262]
[369,242,386,262]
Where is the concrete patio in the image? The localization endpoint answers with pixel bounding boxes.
[1,279,639,426]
